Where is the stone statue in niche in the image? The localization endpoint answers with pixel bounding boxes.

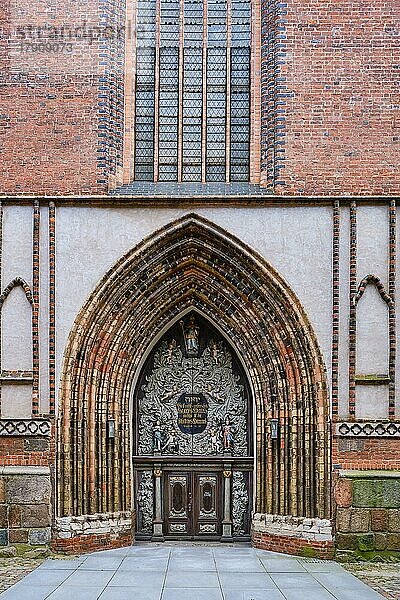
[153,419,163,453]
[221,415,235,451]
[180,316,200,356]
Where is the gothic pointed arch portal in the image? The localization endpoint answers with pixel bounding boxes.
[57,214,330,546]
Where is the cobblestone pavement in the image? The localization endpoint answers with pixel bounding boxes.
[345,563,400,600]
[0,558,44,593]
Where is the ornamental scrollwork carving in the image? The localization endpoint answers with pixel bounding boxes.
[137,471,153,534]
[232,471,248,537]
[137,337,248,456]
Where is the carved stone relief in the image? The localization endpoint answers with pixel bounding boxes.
[137,471,153,534]
[232,471,248,536]
[137,331,248,457]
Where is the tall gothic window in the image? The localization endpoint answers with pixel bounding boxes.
[134,0,251,182]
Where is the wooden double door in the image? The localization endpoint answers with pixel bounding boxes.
[164,470,221,537]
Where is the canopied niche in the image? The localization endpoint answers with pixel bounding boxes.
[57,214,330,521]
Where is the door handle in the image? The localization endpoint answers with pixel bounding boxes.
[188,491,192,513]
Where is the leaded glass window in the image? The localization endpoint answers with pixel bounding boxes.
[134,0,251,182]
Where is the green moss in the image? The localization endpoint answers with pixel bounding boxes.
[357,534,374,552]
[299,546,317,558]
[336,548,400,563]
[13,543,32,557]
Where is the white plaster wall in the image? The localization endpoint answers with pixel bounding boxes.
[357,205,388,286]
[2,286,32,371]
[355,385,389,420]
[1,383,32,418]
[355,205,390,420]
[356,285,389,375]
[54,206,333,410]
[2,205,32,286]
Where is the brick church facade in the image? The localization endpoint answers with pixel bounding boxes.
[0,0,399,558]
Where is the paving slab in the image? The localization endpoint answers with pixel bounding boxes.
[0,542,388,600]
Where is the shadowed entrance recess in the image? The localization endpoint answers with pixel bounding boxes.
[56,214,330,551]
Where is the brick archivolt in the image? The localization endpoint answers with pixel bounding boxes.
[57,214,330,520]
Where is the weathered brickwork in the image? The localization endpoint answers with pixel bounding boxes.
[334,472,400,556]
[1,0,398,194]
[251,514,334,558]
[333,437,400,471]
[274,0,400,195]
[0,437,52,467]
[252,532,334,559]
[52,512,133,554]
[0,470,51,547]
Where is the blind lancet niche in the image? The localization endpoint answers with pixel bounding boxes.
[134,0,251,182]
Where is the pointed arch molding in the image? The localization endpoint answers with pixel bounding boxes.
[354,274,393,306]
[57,214,330,522]
[0,277,34,308]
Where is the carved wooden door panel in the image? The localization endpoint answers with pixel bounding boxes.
[193,473,221,536]
[165,471,221,537]
[165,472,192,536]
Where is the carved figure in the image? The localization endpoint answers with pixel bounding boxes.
[210,426,222,454]
[153,419,163,452]
[211,341,219,364]
[181,316,200,356]
[221,415,235,451]
[162,427,179,453]
[166,339,177,363]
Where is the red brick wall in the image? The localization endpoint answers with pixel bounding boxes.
[332,437,400,471]
[0,436,53,467]
[252,531,334,559]
[275,0,400,195]
[52,532,133,555]
[0,0,106,195]
[0,80,101,195]
[0,0,398,195]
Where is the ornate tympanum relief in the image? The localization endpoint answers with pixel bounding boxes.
[232,471,248,536]
[137,325,248,456]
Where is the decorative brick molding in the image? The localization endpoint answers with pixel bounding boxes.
[53,512,133,554]
[0,278,34,308]
[331,200,340,415]
[252,514,334,559]
[57,214,330,523]
[336,422,400,438]
[0,419,51,437]
[48,202,56,415]
[348,200,357,416]
[389,200,396,417]
[354,274,393,307]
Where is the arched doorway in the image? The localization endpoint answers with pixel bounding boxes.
[133,312,253,540]
[56,214,330,551]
